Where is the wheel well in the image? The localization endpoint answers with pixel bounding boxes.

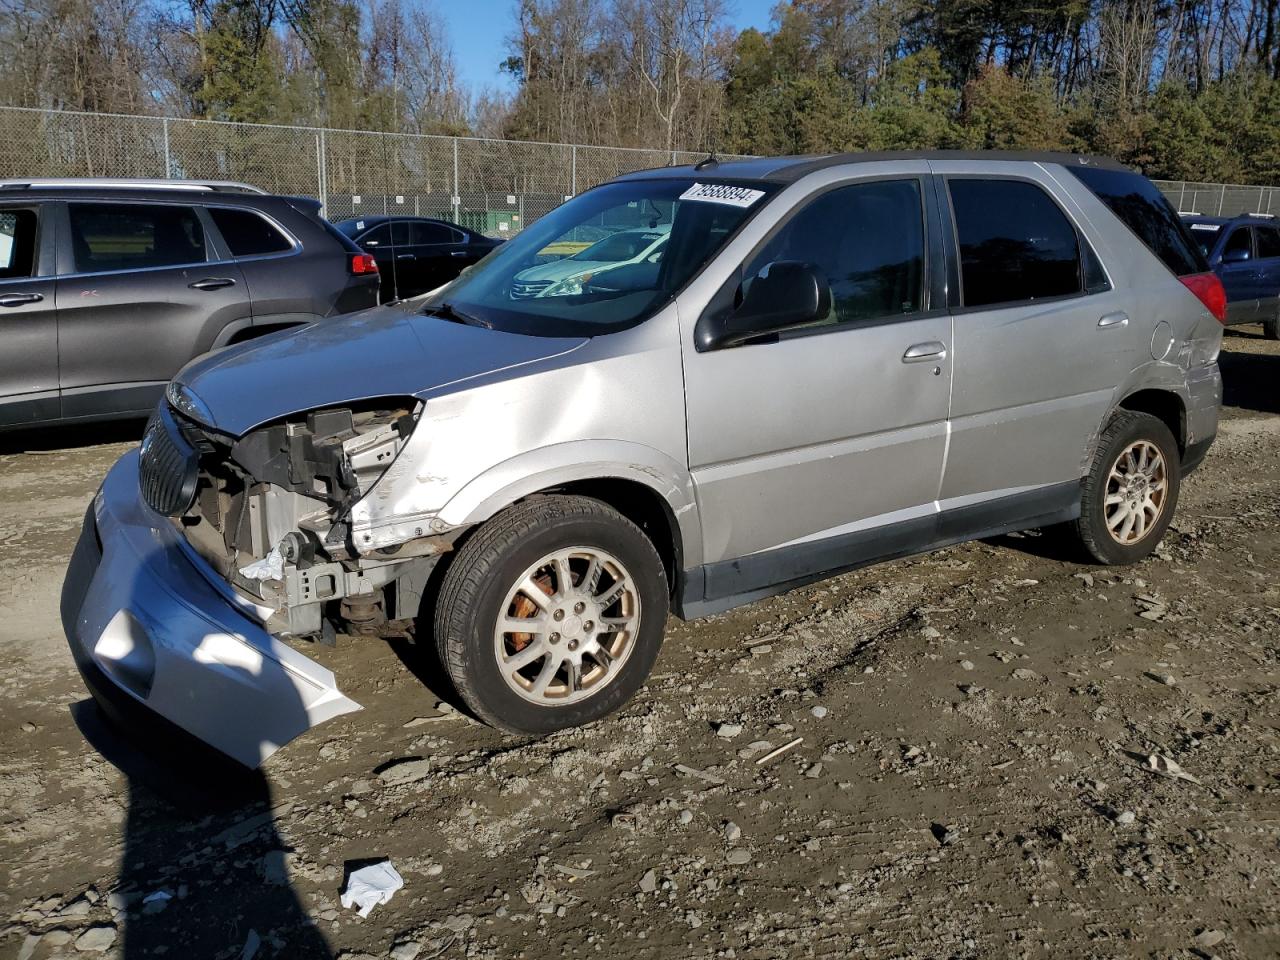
[1117,390,1186,452]
[226,322,300,346]
[539,478,681,596]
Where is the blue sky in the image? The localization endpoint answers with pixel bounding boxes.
[439,0,779,95]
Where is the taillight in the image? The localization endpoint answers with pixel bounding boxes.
[350,253,379,275]
[1179,272,1227,324]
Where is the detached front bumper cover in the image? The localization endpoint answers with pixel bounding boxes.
[62,451,361,768]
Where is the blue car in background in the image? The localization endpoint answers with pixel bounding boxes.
[1182,213,1280,338]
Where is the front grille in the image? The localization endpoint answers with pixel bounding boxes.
[510,279,552,299]
[139,407,200,517]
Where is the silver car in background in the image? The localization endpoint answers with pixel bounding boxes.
[63,151,1226,766]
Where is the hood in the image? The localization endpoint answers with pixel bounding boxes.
[515,259,609,283]
[175,306,587,436]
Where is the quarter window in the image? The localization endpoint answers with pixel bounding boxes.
[743,179,926,328]
[208,207,292,257]
[0,208,38,278]
[949,179,1082,308]
[68,203,206,272]
[1254,226,1280,259]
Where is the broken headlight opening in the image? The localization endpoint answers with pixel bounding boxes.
[156,397,448,643]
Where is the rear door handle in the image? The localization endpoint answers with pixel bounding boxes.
[450,250,468,257]
[902,341,947,363]
[397,254,415,260]
[1098,311,1129,328]
[0,292,43,307]
[189,277,236,291]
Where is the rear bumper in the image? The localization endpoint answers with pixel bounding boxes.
[1182,362,1222,476]
[61,451,360,768]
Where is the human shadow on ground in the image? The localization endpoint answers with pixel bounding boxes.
[62,504,333,959]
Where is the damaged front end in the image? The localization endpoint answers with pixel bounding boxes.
[152,386,454,643]
[62,391,458,769]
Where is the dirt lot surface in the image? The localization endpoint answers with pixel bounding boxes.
[2,331,1279,960]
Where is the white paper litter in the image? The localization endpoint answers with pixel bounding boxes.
[340,860,404,917]
[239,547,284,582]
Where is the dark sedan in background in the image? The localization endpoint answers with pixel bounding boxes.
[1182,213,1280,338]
[334,215,501,301]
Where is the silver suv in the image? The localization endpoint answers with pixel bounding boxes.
[63,152,1226,767]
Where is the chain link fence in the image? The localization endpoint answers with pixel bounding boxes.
[0,107,1274,234]
[0,106,737,237]
[1153,179,1279,218]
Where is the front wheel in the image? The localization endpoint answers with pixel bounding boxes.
[432,495,668,734]
[1073,411,1181,565]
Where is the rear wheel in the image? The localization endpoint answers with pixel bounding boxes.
[1073,411,1180,565]
[1262,310,1279,341]
[433,495,668,734]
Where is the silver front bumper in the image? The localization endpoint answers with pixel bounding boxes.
[63,450,360,768]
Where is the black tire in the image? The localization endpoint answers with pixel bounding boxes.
[1074,410,1181,565]
[432,495,668,734]
[1262,314,1279,341]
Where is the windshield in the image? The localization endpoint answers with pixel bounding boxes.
[1185,221,1222,258]
[422,178,776,337]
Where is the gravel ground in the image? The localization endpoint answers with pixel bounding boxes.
[1,329,1278,960]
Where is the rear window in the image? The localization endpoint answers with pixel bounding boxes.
[208,207,292,257]
[1067,166,1208,276]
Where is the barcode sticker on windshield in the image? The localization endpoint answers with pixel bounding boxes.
[679,183,765,208]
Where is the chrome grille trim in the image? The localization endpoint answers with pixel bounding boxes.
[139,405,200,517]
[510,279,552,299]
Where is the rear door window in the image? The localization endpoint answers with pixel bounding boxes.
[1067,166,1207,276]
[1255,225,1280,259]
[0,208,39,278]
[412,221,458,245]
[948,179,1082,308]
[68,203,206,273]
[208,207,292,257]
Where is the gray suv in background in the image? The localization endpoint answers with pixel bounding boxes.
[0,179,381,430]
[63,152,1225,767]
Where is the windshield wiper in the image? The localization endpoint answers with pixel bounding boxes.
[423,302,489,328]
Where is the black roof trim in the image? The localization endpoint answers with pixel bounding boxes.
[613,150,1130,185]
[0,186,294,205]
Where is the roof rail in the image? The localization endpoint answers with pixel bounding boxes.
[0,177,267,194]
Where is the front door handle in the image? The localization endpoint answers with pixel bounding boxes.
[189,277,236,291]
[902,341,947,363]
[397,254,415,260]
[450,250,468,257]
[1098,311,1129,328]
[0,292,43,307]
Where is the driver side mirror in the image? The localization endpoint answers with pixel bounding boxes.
[1222,247,1251,264]
[696,261,832,351]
